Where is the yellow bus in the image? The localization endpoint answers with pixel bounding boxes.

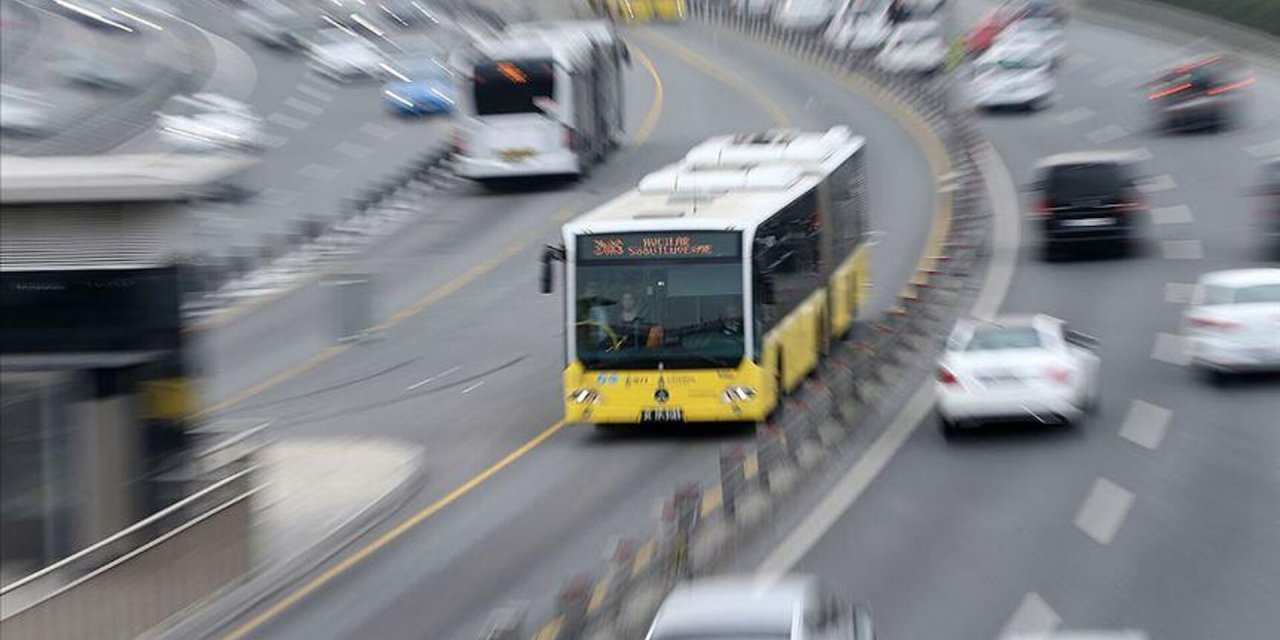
[601,0,687,22]
[541,127,870,425]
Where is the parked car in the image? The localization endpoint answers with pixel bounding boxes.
[56,47,139,90]
[967,42,1055,111]
[305,27,388,82]
[995,16,1064,66]
[237,0,309,50]
[824,0,892,52]
[937,314,1100,435]
[157,93,266,153]
[0,84,51,136]
[876,19,946,73]
[646,575,875,640]
[966,3,1026,55]
[1182,268,1280,383]
[1027,151,1149,260]
[1147,54,1252,132]
[773,0,837,31]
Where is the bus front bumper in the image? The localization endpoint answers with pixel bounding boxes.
[453,152,580,180]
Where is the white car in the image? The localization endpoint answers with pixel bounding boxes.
[995,17,1065,65]
[937,314,1100,434]
[0,85,51,136]
[876,20,947,73]
[237,0,309,49]
[1183,268,1280,382]
[646,575,875,640]
[306,28,388,82]
[773,0,837,31]
[824,0,892,52]
[734,0,776,18]
[157,93,265,153]
[968,43,1055,110]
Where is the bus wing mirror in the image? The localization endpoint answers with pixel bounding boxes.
[540,244,564,294]
[622,42,632,66]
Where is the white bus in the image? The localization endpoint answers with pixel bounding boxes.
[453,22,628,185]
[541,127,871,426]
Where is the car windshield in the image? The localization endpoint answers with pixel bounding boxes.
[574,233,745,370]
[964,326,1043,351]
[1206,283,1280,305]
[1045,163,1128,201]
[472,58,555,116]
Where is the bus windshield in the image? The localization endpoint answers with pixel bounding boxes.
[472,58,555,116]
[575,253,745,370]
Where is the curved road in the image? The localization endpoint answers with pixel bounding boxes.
[188,5,945,640]
[750,2,1280,639]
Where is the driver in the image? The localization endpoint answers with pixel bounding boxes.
[614,290,653,349]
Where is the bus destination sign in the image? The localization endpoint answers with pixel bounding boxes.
[578,232,740,261]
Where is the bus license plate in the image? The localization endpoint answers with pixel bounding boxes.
[641,408,684,422]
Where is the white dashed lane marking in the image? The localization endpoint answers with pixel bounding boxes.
[1162,239,1204,260]
[1086,124,1128,144]
[1054,106,1095,125]
[335,141,373,159]
[295,83,334,103]
[1164,282,1198,304]
[360,123,395,140]
[297,163,341,181]
[1074,477,1135,545]
[1001,592,1062,637]
[461,380,485,394]
[406,366,459,391]
[1140,174,1178,193]
[1152,331,1190,366]
[268,112,310,131]
[1244,139,1280,159]
[1095,66,1136,87]
[257,187,299,207]
[1151,205,1193,225]
[1119,400,1173,450]
[284,97,325,117]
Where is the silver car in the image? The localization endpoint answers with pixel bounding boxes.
[646,575,875,640]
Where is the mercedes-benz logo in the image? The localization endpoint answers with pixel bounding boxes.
[654,389,670,404]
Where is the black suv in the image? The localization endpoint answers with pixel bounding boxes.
[1029,152,1148,260]
[1148,55,1251,132]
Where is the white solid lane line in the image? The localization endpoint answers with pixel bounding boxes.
[1150,205,1193,225]
[1164,282,1198,304]
[1000,592,1063,638]
[461,380,486,394]
[1152,331,1190,366]
[1139,174,1179,193]
[1053,106,1095,126]
[284,97,325,117]
[1118,400,1173,450]
[1074,477,1136,545]
[407,366,460,391]
[1161,239,1204,260]
[756,145,1023,578]
[1086,124,1128,144]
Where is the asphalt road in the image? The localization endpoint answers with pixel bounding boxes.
[191,8,942,640]
[760,2,1280,639]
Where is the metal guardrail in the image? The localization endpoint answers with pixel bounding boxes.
[480,4,992,639]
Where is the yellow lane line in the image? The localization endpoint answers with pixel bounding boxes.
[630,42,666,144]
[634,27,793,128]
[632,540,658,575]
[532,616,564,640]
[700,485,723,517]
[221,420,568,640]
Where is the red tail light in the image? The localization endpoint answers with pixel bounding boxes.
[937,367,959,385]
[1119,192,1146,213]
[1207,77,1255,96]
[1045,366,1073,385]
[1149,82,1192,100]
[1031,198,1053,218]
[1187,316,1243,331]
[451,132,467,155]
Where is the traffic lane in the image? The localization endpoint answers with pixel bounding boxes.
[193,39,661,405]
[784,8,1280,638]
[656,21,942,313]
[221,22,946,640]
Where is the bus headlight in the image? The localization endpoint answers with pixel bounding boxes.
[568,388,601,405]
[722,386,757,403]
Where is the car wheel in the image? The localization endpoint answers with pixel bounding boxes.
[1199,366,1231,387]
[1041,242,1063,262]
[939,414,960,439]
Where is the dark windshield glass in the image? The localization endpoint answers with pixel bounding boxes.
[1046,163,1128,202]
[575,257,745,370]
[472,58,554,116]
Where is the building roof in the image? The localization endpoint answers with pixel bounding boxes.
[0,153,257,204]
[562,127,864,237]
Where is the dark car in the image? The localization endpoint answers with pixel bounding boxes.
[1148,54,1252,132]
[1029,152,1148,260]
